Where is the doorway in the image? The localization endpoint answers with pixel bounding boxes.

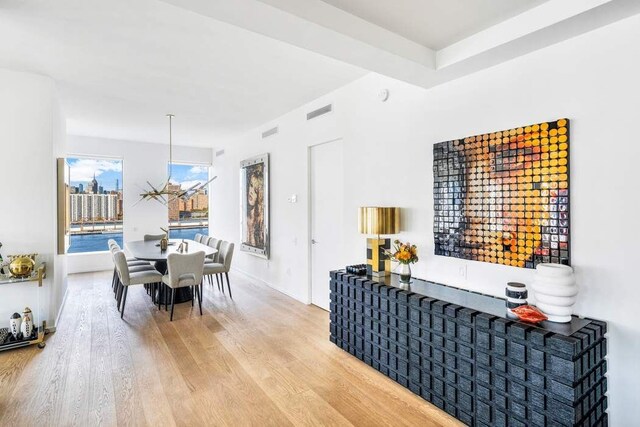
[309,139,344,310]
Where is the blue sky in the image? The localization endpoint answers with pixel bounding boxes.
[69,157,122,191]
[168,164,209,189]
[68,158,208,191]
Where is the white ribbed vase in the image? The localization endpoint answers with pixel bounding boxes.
[531,263,578,323]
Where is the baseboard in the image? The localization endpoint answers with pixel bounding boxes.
[231,267,307,303]
[54,284,69,330]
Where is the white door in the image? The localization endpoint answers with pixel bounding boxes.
[310,139,344,310]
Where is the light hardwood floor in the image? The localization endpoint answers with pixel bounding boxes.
[0,270,461,426]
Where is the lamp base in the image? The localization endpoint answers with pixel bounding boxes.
[366,238,391,277]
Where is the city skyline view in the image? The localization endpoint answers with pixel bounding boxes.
[68,157,209,227]
[69,158,122,192]
[69,158,209,192]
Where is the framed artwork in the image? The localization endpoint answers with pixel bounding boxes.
[240,153,269,259]
[433,118,570,269]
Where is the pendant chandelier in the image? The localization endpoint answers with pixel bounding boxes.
[138,114,216,205]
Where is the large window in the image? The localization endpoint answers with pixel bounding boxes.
[168,163,209,240]
[67,157,123,253]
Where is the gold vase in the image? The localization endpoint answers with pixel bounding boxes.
[9,254,36,278]
[160,237,168,251]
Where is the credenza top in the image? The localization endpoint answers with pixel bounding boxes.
[330,270,596,337]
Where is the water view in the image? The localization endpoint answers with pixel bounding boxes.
[68,227,209,253]
[169,227,209,241]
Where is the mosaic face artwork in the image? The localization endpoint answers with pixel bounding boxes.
[433,119,570,269]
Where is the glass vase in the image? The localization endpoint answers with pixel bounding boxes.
[399,263,412,283]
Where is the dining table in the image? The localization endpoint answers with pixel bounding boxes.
[126,238,217,304]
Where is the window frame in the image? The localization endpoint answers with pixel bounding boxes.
[64,154,124,255]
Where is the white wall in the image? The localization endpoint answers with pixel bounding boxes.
[0,68,67,327]
[212,15,640,425]
[66,135,212,273]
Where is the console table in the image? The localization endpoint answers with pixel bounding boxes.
[329,271,608,427]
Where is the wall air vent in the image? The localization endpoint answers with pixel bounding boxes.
[261,126,278,139]
[307,104,332,120]
[215,149,225,157]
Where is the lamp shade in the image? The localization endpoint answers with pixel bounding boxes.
[358,207,400,235]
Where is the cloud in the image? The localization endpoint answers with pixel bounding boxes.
[69,158,122,183]
[188,166,208,175]
[170,179,205,190]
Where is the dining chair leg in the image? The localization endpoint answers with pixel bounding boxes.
[170,288,176,321]
[116,282,123,309]
[120,286,129,319]
[112,269,118,292]
[197,284,203,315]
[158,283,163,310]
[225,272,233,300]
[215,274,221,291]
[191,286,194,307]
[114,275,121,300]
[165,285,169,311]
[219,275,225,294]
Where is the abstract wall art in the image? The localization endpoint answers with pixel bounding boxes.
[240,153,269,259]
[433,119,570,269]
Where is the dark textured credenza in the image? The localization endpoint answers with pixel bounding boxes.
[329,271,608,427]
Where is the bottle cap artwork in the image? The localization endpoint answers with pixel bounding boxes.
[433,119,570,269]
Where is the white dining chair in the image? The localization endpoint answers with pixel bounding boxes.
[113,250,163,319]
[110,246,155,297]
[203,241,234,299]
[162,251,205,321]
[206,237,221,262]
[108,239,154,295]
[194,233,204,243]
[144,234,165,241]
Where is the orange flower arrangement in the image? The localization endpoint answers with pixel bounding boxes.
[384,240,418,265]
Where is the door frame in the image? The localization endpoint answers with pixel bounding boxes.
[307,137,343,306]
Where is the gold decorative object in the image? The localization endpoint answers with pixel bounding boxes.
[8,254,37,278]
[358,207,401,278]
[138,114,217,206]
[160,228,169,251]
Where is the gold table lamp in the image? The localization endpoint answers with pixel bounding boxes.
[358,207,400,278]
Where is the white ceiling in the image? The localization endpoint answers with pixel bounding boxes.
[1,0,637,147]
[0,0,366,146]
[288,0,549,50]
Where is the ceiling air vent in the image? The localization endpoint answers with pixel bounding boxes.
[307,104,332,120]
[215,149,225,157]
[261,126,278,139]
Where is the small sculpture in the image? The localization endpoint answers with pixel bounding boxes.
[8,254,37,278]
[9,313,22,340]
[511,305,548,324]
[21,307,34,339]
